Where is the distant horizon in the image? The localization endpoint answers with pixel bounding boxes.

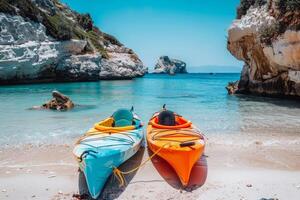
[146,72,241,74]
[147,65,242,73]
[62,0,243,69]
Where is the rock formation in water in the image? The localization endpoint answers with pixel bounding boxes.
[226,81,239,95]
[31,90,74,111]
[42,90,74,110]
[0,0,147,84]
[227,0,300,97]
[154,56,187,75]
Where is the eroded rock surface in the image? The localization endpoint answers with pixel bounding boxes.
[154,56,187,75]
[227,0,300,97]
[0,0,147,84]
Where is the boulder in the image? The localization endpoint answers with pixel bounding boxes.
[226,81,239,95]
[42,91,74,111]
[154,56,187,75]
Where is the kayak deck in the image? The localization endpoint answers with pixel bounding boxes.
[73,127,144,199]
[147,126,205,186]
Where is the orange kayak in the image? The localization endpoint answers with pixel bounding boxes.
[147,110,205,186]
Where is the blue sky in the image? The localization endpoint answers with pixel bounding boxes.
[62,0,242,72]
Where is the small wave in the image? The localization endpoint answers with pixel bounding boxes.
[157,94,200,99]
[0,163,76,168]
[71,104,97,112]
[210,139,300,147]
[27,104,97,112]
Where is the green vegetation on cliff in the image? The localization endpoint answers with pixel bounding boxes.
[237,0,300,20]
[237,0,267,19]
[237,0,300,45]
[0,0,124,58]
[275,0,300,12]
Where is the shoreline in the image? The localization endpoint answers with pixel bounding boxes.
[1,133,299,200]
[0,73,242,86]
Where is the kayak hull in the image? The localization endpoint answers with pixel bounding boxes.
[147,140,204,186]
[74,128,143,199]
[147,123,205,186]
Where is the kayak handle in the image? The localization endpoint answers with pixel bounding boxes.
[79,150,97,162]
[180,141,195,147]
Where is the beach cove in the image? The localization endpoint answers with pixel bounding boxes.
[1,0,300,198]
[0,74,300,199]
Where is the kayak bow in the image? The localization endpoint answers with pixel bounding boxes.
[147,111,205,186]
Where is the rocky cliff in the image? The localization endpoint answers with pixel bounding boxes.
[0,0,147,84]
[227,0,300,97]
[154,56,187,75]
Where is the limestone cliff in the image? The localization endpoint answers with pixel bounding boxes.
[227,0,300,97]
[154,56,187,75]
[0,0,147,84]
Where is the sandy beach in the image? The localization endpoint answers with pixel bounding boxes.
[1,132,299,200]
[1,0,300,199]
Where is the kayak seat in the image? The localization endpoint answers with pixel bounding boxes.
[112,109,134,127]
[158,110,176,126]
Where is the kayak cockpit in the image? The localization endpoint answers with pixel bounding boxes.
[94,109,142,133]
[150,110,192,129]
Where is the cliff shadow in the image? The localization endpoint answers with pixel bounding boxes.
[78,147,145,200]
[148,148,208,191]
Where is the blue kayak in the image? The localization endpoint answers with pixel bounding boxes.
[73,109,144,199]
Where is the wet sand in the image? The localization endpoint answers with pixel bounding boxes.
[0,133,300,200]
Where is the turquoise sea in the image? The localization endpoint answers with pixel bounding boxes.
[1,73,300,146]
